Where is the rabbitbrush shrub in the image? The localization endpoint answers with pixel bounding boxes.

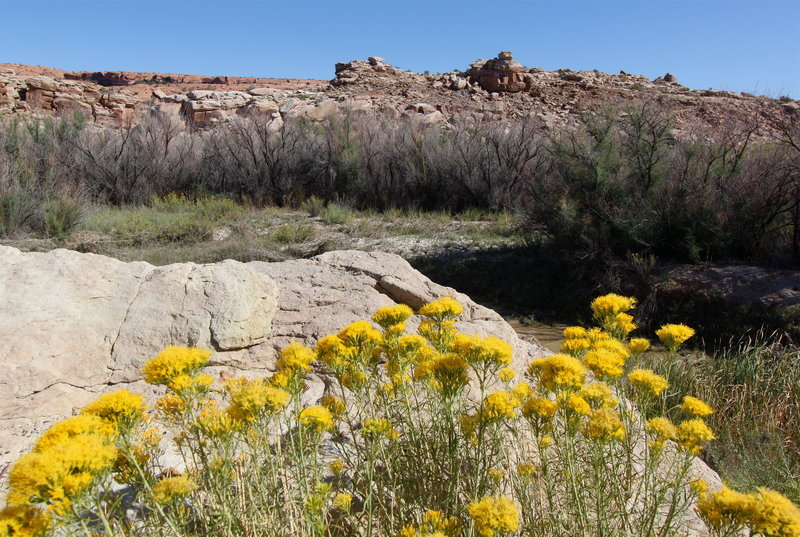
[2,296,799,537]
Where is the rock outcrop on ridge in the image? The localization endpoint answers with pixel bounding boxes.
[1,51,796,135]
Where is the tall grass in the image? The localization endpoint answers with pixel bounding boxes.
[635,331,800,502]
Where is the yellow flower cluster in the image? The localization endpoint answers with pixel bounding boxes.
[645,417,677,450]
[399,509,461,537]
[225,378,290,422]
[591,294,636,336]
[0,504,50,537]
[627,369,669,397]
[332,492,353,511]
[298,405,335,434]
[698,485,800,536]
[149,475,197,505]
[142,346,212,386]
[418,296,463,320]
[451,334,512,370]
[81,389,145,429]
[276,341,315,372]
[675,418,715,453]
[528,354,586,392]
[680,395,714,417]
[361,417,396,440]
[477,391,519,422]
[372,304,414,329]
[656,323,695,352]
[578,382,619,410]
[467,495,520,537]
[583,409,626,442]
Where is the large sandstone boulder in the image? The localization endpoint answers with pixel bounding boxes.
[468,51,533,93]
[0,246,540,480]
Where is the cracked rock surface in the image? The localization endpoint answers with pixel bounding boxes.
[0,246,543,480]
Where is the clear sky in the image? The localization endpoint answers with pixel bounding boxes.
[1,0,798,97]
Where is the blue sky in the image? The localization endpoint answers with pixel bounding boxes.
[1,0,798,97]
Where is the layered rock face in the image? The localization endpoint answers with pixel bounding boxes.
[2,53,796,135]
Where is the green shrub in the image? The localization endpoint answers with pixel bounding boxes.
[302,195,325,217]
[42,196,85,239]
[320,203,352,225]
[270,222,316,244]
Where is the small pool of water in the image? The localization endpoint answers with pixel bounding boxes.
[505,319,566,354]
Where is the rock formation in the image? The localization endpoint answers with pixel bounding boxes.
[468,51,534,93]
[0,54,796,136]
[0,246,539,478]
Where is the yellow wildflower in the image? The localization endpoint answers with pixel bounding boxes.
[372,304,414,329]
[478,391,519,422]
[0,504,51,537]
[421,509,462,536]
[539,435,553,449]
[298,405,335,434]
[226,379,290,422]
[610,312,637,337]
[646,416,677,449]
[583,409,626,442]
[586,327,611,344]
[676,418,715,453]
[361,417,394,440]
[522,397,558,421]
[697,485,755,530]
[583,349,626,380]
[276,341,315,371]
[332,492,353,511]
[579,382,619,409]
[562,326,588,340]
[418,297,463,320]
[488,469,505,482]
[321,395,346,416]
[511,381,534,402]
[558,393,591,416]
[142,346,212,386]
[591,294,636,328]
[155,393,186,418]
[337,320,382,347]
[561,337,590,356]
[329,459,344,475]
[656,324,695,352]
[167,373,213,396]
[315,334,345,367]
[749,487,800,537]
[452,333,513,370]
[591,338,631,359]
[341,366,367,390]
[628,337,651,355]
[528,354,586,392]
[34,415,115,452]
[150,475,197,505]
[427,354,469,396]
[680,396,714,417]
[467,495,520,537]
[498,367,517,383]
[194,405,239,438]
[627,369,669,397]
[398,334,428,354]
[8,434,117,507]
[690,478,709,499]
[516,463,537,477]
[81,390,145,428]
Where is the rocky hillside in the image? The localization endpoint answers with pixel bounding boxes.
[2,52,797,134]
